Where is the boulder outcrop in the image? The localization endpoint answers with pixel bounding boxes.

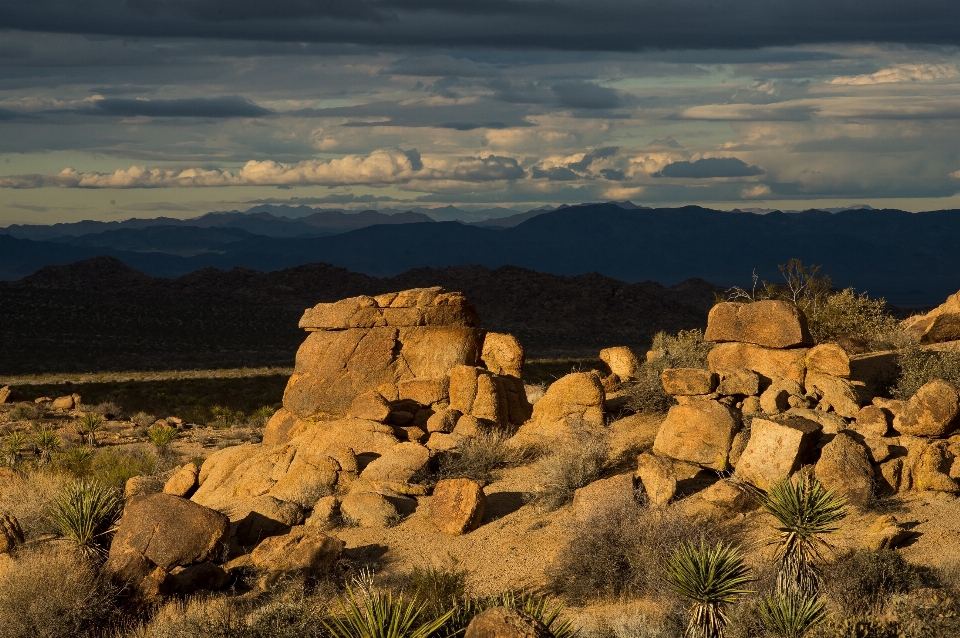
[653,400,740,471]
[705,300,813,348]
[734,417,821,490]
[512,372,605,443]
[902,290,960,344]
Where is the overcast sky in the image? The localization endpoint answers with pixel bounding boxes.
[5,2,960,223]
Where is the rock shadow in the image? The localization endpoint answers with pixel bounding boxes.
[482,491,527,523]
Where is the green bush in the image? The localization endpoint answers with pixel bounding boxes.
[56,445,96,475]
[892,343,960,400]
[33,428,62,464]
[759,592,828,638]
[624,329,711,414]
[248,405,278,428]
[89,447,158,490]
[806,289,901,350]
[2,431,28,467]
[47,479,122,558]
[78,413,106,447]
[324,586,451,638]
[148,423,179,453]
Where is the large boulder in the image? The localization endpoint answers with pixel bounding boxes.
[905,442,958,493]
[853,405,891,438]
[653,400,740,471]
[481,332,525,378]
[164,463,199,498]
[104,494,230,596]
[815,432,874,506]
[708,342,808,386]
[299,288,479,330]
[430,478,487,535]
[599,347,641,380]
[894,379,960,437]
[902,290,960,344]
[735,417,822,490]
[449,365,530,427]
[347,391,392,422]
[660,368,717,396]
[358,442,430,495]
[805,343,851,378]
[705,301,813,349]
[249,526,344,586]
[512,372,605,443]
[464,607,552,638]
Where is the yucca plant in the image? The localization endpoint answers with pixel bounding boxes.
[248,405,277,428]
[47,479,122,558]
[756,475,847,596]
[2,430,28,467]
[148,423,178,453]
[78,413,106,447]
[34,427,62,464]
[759,592,828,638]
[324,586,453,638]
[498,591,580,638]
[58,445,96,475]
[663,541,755,638]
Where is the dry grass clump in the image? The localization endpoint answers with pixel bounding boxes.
[0,468,73,537]
[437,430,536,483]
[624,329,711,415]
[892,342,960,400]
[525,433,608,511]
[90,447,160,490]
[821,550,925,619]
[0,545,116,638]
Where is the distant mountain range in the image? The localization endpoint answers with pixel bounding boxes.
[3,202,960,305]
[0,257,719,374]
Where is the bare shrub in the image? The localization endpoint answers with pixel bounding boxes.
[821,550,924,618]
[0,468,72,538]
[624,329,711,415]
[130,411,156,428]
[437,430,534,482]
[525,433,608,511]
[8,403,41,422]
[0,545,115,638]
[88,401,123,419]
[892,342,960,400]
[548,499,737,604]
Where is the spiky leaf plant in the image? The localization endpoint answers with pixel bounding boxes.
[47,479,122,558]
[324,586,452,638]
[497,591,580,638]
[756,475,847,596]
[2,431,28,467]
[34,427,62,464]
[663,541,755,638]
[57,445,95,475]
[147,423,178,453]
[78,413,106,447]
[759,592,828,638]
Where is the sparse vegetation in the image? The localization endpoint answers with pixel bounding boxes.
[662,540,754,638]
[78,413,106,447]
[437,430,531,482]
[89,447,159,490]
[88,401,123,419]
[147,423,178,453]
[759,592,828,638]
[130,411,156,428]
[2,430,28,467]
[47,479,122,558]
[892,342,960,400]
[33,427,62,464]
[821,550,924,618]
[324,586,452,638]
[624,329,711,414]
[248,405,278,428]
[526,433,608,510]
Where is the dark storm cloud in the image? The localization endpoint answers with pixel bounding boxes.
[10,1,960,50]
[654,158,765,178]
[92,96,272,118]
[567,146,619,171]
[531,166,580,181]
[297,99,534,129]
[450,155,525,181]
[553,82,621,109]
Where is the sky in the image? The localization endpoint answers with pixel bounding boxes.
[5,2,960,224]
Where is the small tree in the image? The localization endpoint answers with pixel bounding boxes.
[663,541,754,638]
[78,414,105,447]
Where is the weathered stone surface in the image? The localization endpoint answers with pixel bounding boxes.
[741,396,761,416]
[860,436,892,464]
[473,373,505,425]
[426,432,460,452]
[250,525,344,583]
[449,365,482,414]
[452,414,484,438]
[599,346,641,380]
[708,342,808,386]
[233,496,305,546]
[283,325,482,420]
[705,301,813,348]
[513,372,605,443]
[907,442,958,493]
[126,475,164,499]
[431,478,487,535]
[167,562,230,594]
[340,491,399,528]
[262,408,314,446]
[806,343,851,378]
[700,480,758,513]
[735,417,822,490]
[661,368,717,396]
[305,496,340,529]
[805,371,863,419]
[359,442,430,495]
[873,397,905,417]
[653,401,740,471]
[347,391,391,422]
[784,408,848,435]
[864,515,911,551]
[299,289,479,330]
[164,463,199,498]
[52,395,75,410]
[482,333,525,378]
[635,453,677,506]
[894,379,960,437]
[875,458,904,495]
[760,379,802,415]
[572,473,636,520]
[464,607,551,638]
[0,387,9,404]
[398,379,449,406]
[902,290,960,344]
[854,405,891,438]
[427,408,462,433]
[815,432,874,506]
[717,368,760,396]
[105,494,230,593]
[0,514,24,554]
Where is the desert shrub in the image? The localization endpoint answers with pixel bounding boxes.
[89,447,159,490]
[806,289,901,350]
[625,329,711,414]
[89,401,123,419]
[48,478,122,558]
[0,545,116,638]
[33,427,62,464]
[324,586,452,638]
[56,445,96,475]
[892,342,960,400]
[248,405,278,428]
[9,403,41,422]
[0,468,72,537]
[148,423,179,453]
[821,550,923,618]
[549,499,734,603]
[437,430,531,482]
[662,540,754,638]
[130,411,156,428]
[405,564,468,616]
[2,430,28,467]
[758,592,828,638]
[78,413,106,446]
[210,405,245,428]
[525,434,608,511]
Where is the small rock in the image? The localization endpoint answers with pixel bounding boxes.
[705,300,813,348]
[805,343,851,378]
[340,491,399,528]
[305,496,340,529]
[717,368,760,396]
[359,442,430,495]
[348,391,392,422]
[760,379,801,415]
[741,396,761,415]
[653,400,740,471]
[660,368,717,396]
[0,387,10,404]
[909,442,958,493]
[426,432,461,452]
[635,453,676,506]
[52,395,75,410]
[815,432,874,507]
[168,562,230,594]
[234,496,305,546]
[464,607,552,638]
[387,410,415,426]
[864,515,911,550]
[599,346,641,380]
[894,379,960,437]
[452,414,484,438]
[250,525,344,587]
[875,458,904,495]
[854,405,891,438]
[427,408,462,433]
[735,416,821,490]
[805,371,863,419]
[431,478,487,535]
